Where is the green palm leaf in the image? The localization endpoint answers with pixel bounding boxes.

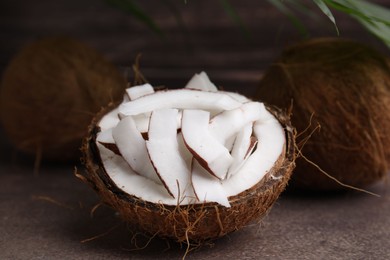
[323,0,390,47]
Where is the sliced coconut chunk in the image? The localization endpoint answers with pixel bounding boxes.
[209,102,264,146]
[122,84,156,133]
[118,89,242,116]
[132,114,151,134]
[225,135,237,152]
[125,83,155,100]
[96,128,120,154]
[181,109,233,180]
[227,123,257,178]
[222,115,285,195]
[96,128,114,144]
[185,71,218,92]
[117,111,151,134]
[112,116,161,184]
[146,109,194,199]
[97,143,176,200]
[191,159,230,208]
[177,132,193,166]
[98,108,120,131]
[134,109,183,135]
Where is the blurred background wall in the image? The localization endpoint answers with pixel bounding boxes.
[1,0,389,95]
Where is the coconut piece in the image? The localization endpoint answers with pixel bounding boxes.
[118,89,242,116]
[133,109,183,135]
[181,109,233,180]
[224,135,237,152]
[146,109,194,199]
[185,71,218,92]
[96,128,114,144]
[209,102,264,146]
[177,132,193,166]
[191,159,230,208]
[132,115,150,134]
[125,83,154,100]
[227,123,257,178]
[222,113,287,195]
[97,143,174,200]
[98,108,120,131]
[96,128,120,155]
[117,112,150,138]
[112,116,160,184]
[124,84,155,133]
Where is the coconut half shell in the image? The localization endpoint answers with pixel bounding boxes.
[80,104,295,243]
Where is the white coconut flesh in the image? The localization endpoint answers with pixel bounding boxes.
[209,102,263,146]
[184,71,218,92]
[125,83,155,100]
[123,83,155,133]
[96,73,286,208]
[227,123,257,179]
[118,88,242,117]
[191,159,230,208]
[146,108,194,199]
[112,116,161,184]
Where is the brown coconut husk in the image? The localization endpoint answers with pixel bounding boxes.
[0,37,126,161]
[79,104,296,244]
[255,37,390,191]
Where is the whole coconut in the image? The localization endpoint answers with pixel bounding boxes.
[255,37,390,191]
[0,37,126,161]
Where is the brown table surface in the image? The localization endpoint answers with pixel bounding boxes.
[1,1,390,259]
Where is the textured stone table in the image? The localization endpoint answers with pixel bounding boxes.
[1,0,390,259]
[1,148,389,259]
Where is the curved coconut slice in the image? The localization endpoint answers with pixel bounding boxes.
[96,128,114,144]
[125,83,155,100]
[146,109,194,199]
[112,116,160,184]
[132,114,150,134]
[185,71,218,92]
[134,109,183,135]
[177,132,193,166]
[97,143,176,200]
[124,84,155,133]
[181,109,233,180]
[96,128,120,155]
[191,159,230,208]
[98,108,120,131]
[209,102,263,146]
[118,89,242,116]
[222,115,286,195]
[227,123,258,178]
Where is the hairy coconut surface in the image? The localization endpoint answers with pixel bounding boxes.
[255,37,390,191]
[0,37,126,161]
[80,104,295,244]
